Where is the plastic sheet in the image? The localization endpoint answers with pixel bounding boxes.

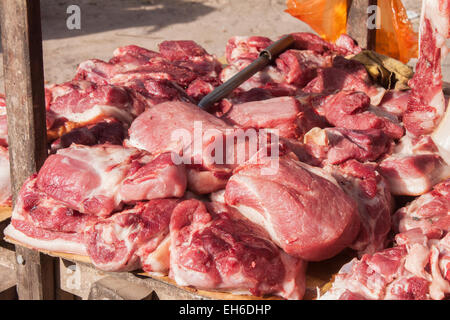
[375,0,418,63]
[286,0,418,63]
[285,0,348,42]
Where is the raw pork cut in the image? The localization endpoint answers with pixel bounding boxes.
[379,135,450,195]
[45,80,146,140]
[222,97,304,139]
[221,36,295,93]
[333,34,363,55]
[275,50,332,87]
[50,120,126,152]
[225,36,273,63]
[378,90,411,118]
[85,199,180,272]
[404,0,450,137]
[303,68,386,106]
[220,58,285,92]
[158,40,222,78]
[303,127,392,165]
[76,52,195,88]
[322,234,450,300]
[290,33,361,56]
[169,199,307,300]
[332,56,370,83]
[320,245,430,300]
[307,90,404,139]
[118,152,187,203]
[290,32,336,54]
[127,101,231,155]
[326,161,393,255]
[4,176,96,255]
[11,176,97,234]
[223,155,360,261]
[76,42,222,103]
[36,144,186,217]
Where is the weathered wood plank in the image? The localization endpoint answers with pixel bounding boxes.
[15,245,55,300]
[0,0,53,300]
[88,277,154,300]
[0,207,13,251]
[0,0,47,195]
[0,246,15,270]
[8,235,351,300]
[0,207,12,223]
[0,264,17,299]
[347,0,378,50]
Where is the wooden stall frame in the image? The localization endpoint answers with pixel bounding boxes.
[0,207,15,299]
[347,0,378,50]
[0,0,55,300]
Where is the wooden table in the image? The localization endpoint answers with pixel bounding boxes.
[5,235,353,300]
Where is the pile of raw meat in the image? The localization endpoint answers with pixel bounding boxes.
[2,0,450,300]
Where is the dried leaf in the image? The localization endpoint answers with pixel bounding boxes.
[351,50,413,90]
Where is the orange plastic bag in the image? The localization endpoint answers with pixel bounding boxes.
[286,0,418,63]
[285,0,348,42]
[375,0,418,63]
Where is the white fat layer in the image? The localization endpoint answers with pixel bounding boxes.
[4,224,87,256]
[432,100,450,164]
[143,236,171,273]
[60,104,133,124]
[388,164,450,196]
[369,87,387,106]
[226,176,281,247]
[210,190,226,203]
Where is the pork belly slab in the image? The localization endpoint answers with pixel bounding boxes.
[5,176,98,255]
[222,156,360,261]
[169,199,307,300]
[36,144,186,217]
[5,176,180,272]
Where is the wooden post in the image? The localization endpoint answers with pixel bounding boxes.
[347,0,378,50]
[0,0,54,300]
